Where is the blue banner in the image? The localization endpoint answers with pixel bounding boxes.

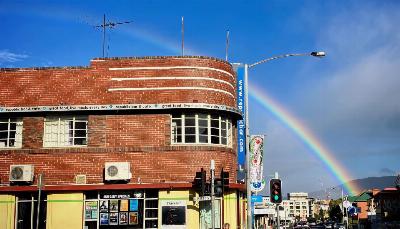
[235,65,246,167]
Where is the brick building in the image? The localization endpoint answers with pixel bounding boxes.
[0,56,245,229]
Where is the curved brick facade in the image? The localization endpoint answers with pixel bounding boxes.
[0,56,236,108]
[0,56,239,187]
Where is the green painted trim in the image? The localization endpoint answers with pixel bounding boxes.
[159,197,189,201]
[47,199,83,203]
[223,197,238,200]
[0,200,15,203]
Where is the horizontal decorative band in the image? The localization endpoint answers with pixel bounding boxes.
[0,103,241,115]
[109,66,234,80]
[108,87,234,97]
[111,76,235,89]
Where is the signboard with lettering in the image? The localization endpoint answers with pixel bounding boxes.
[161,200,187,229]
[234,64,246,168]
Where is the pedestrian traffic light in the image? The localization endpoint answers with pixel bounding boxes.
[269,179,282,203]
[193,168,206,196]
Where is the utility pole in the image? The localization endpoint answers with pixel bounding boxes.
[36,174,44,229]
[275,172,280,229]
[94,14,133,57]
[211,160,215,229]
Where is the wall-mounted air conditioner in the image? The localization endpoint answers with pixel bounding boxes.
[9,165,34,182]
[104,162,131,181]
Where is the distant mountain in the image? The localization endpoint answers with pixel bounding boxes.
[309,176,397,199]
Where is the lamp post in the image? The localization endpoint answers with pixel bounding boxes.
[244,51,325,229]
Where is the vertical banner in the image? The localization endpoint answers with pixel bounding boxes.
[234,64,246,168]
[249,135,266,192]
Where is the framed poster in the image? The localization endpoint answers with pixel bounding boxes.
[129,199,138,211]
[120,199,129,211]
[129,212,138,225]
[85,201,98,220]
[99,200,108,212]
[119,212,128,225]
[109,200,119,212]
[161,200,187,229]
[100,213,109,225]
[109,212,118,225]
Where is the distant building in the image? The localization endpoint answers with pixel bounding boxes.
[286,192,311,221]
[374,187,400,227]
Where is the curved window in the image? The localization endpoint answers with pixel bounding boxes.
[171,114,232,147]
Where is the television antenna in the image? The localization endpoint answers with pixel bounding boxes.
[94,14,133,57]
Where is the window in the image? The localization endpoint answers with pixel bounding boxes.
[172,114,232,146]
[0,118,22,148]
[44,116,88,147]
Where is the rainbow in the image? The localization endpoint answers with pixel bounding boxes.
[249,82,361,196]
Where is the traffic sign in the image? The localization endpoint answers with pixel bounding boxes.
[251,195,263,203]
[343,200,351,209]
[193,196,211,202]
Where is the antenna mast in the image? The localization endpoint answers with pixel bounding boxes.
[181,16,185,56]
[225,30,230,61]
[94,14,133,58]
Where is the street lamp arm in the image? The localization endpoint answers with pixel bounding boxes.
[248,51,325,68]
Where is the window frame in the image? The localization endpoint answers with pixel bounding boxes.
[43,116,88,148]
[171,114,232,147]
[0,118,22,149]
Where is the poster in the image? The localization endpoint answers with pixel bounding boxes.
[161,200,186,229]
[100,213,109,225]
[99,200,108,212]
[129,199,138,211]
[109,200,119,212]
[85,201,98,219]
[109,212,118,225]
[120,199,129,211]
[129,212,138,225]
[119,212,128,225]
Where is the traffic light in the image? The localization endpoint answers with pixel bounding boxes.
[270,179,282,203]
[193,168,206,196]
[214,178,223,197]
[221,169,229,191]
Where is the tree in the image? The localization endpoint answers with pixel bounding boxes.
[328,202,343,223]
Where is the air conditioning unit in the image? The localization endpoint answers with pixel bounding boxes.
[105,162,131,181]
[9,165,34,182]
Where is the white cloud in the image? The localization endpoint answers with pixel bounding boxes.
[0,50,28,64]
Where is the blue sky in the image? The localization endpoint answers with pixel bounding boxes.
[1,0,399,194]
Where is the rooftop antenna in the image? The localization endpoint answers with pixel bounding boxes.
[94,14,133,58]
[181,16,185,56]
[225,30,230,61]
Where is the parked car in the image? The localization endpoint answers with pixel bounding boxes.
[334,223,345,229]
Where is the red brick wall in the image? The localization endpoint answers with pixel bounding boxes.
[22,117,44,149]
[0,147,237,185]
[0,56,236,108]
[102,114,169,147]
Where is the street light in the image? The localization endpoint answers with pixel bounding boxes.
[244,51,325,229]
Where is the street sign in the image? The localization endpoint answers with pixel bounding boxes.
[251,195,263,203]
[193,196,211,202]
[343,200,351,209]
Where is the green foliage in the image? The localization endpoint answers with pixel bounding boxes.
[328,201,343,222]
